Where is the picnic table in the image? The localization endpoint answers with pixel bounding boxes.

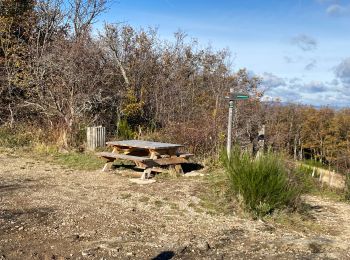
[97,140,193,179]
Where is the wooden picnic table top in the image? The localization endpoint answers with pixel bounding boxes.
[106,140,183,150]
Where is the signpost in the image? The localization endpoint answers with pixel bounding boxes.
[226,88,249,158]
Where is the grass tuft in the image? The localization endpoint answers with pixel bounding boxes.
[221,148,300,217]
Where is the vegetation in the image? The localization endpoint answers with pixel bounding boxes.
[1,0,349,213]
[221,149,301,217]
[345,173,350,201]
[52,152,102,171]
[0,0,349,174]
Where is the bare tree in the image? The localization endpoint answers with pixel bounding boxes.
[69,0,107,38]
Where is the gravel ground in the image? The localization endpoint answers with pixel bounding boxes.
[1,151,350,260]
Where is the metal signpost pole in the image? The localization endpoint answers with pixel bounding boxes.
[227,88,234,158]
[226,89,249,158]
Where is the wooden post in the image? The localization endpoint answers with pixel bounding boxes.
[227,88,234,158]
[330,170,335,186]
[87,126,106,151]
[319,170,323,183]
[256,124,265,158]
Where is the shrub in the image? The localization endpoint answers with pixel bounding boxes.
[221,148,300,217]
[116,119,135,139]
[0,126,33,147]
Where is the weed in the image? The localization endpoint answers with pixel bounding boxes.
[311,185,345,202]
[221,148,300,218]
[120,193,132,199]
[154,169,181,180]
[139,196,150,203]
[269,210,324,234]
[169,202,179,210]
[154,200,164,207]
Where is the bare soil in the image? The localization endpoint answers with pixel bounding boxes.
[1,151,350,260]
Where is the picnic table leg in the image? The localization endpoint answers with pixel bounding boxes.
[102,159,114,172]
[174,164,184,174]
[141,168,152,179]
[102,162,110,172]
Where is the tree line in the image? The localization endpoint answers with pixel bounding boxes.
[1,0,349,170]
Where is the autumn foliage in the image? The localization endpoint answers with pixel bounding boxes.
[0,0,349,172]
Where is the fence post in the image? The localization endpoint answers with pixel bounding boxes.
[226,88,234,158]
[87,126,106,151]
[256,124,265,158]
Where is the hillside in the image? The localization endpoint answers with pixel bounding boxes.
[1,152,350,259]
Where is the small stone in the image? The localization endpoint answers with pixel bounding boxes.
[18,226,24,231]
[184,172,204,177]
[115,236,123,241]
[126,252,134,256]
[81,251,90,257]
[198,241,210,251]
[129,179,156,185]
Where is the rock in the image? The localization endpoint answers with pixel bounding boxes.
[81,249,95,257]
[72,234,80,241]
[184,171,204,177]
[129,179,156,185]
[115,236,123,242]
[197,241,211,251]
[18,226,24,231]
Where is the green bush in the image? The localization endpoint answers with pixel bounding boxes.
[0,127,33,147]
[221,148,300,217]
[117,119,135,139]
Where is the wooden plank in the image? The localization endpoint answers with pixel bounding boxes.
[149,167,166,173]
[154,157,188,166]
[97,152,152,162]
[97,152,118,159]
[106,140,183,150]
[115,154,153,162]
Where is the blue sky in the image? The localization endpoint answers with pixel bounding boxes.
[99,0,350,107]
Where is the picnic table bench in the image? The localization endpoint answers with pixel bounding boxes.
[97,140,193,179]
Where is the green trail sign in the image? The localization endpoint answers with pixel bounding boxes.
[226,90,250,158]
[225,92,250,101]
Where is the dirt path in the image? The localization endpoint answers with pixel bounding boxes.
[1,152,350,259]
[299,163,345,189]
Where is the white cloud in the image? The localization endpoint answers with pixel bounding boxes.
[290,34,318,51]
[304,59,317,71]
[334,58,350,85]
[326,4,349,16]
[261,72,286,89]
[261,70,348,106]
